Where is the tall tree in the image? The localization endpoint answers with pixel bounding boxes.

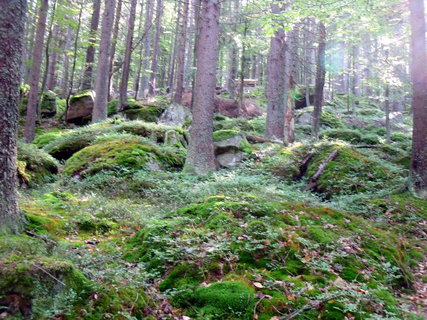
[108,0,122,97]
[24,0,48,142]
[139,0,154,98]
[119,0,138,110]
[92,0,116,123]
[409,0,427,198]
[184,0,220,174]
[173,0,189,104]
[82,0,102,91]
[311,22,326,139]
[0,0,26,233]
[265,1,287,141]
[149,0,164,96]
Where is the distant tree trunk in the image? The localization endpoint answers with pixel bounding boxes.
[23,0,37,85]
[82,0,101,91]
[47,23,60,91]
[351,44,360,115]
[108,0,122,98]
[149,0,164,96]
[284,29,297,145]
[24,0,48,143]
[409,0,427,198]
[184,0,220,174]
[311,22,326,139]
[265,2,287,141]
[226,0,239,100]
[65,3,83,114]
[384,84,391,143]
[93,0,116,123]
[39,0,58,117]
[0,0,26,234]
[61,27,73,98]
[119,0,138,110]
[139,0,154,98]
[174,0,189,104]
[133,1,145,98]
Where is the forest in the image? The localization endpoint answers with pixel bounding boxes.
[0,0,426,319]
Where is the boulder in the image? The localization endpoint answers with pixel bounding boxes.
[159,104,192,127]
[296,111,313,125]
[40,91,57,118]
[66,90,95,124]
[213,130,251,168]
[181,92,263,118]
[216,151,244,168]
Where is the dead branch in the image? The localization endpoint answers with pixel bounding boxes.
[304,149,339,191]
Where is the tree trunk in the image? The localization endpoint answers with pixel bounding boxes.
[385,84,391,144]
[133,1,145,98]
[119,0,138,110]
[139,0,154,99]
[265,1,287,141]
[184,0,220,174]
[284,29,297,145]
[47,23,60,91]
[61,27,73,98]
[82,0,101,91]
[311,22,326,139]
[149,0,164,96]
[226,0,239,100]
[24,0,48,143]
[108,0,122,98]
[409,0,427,198]
[93,0,116,123]
[174,0,189,104]
[0,0,26,233]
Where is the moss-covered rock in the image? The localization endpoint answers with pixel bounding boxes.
[17,143,59,186]
[33,129,69,148]
[40,91,57,117]
[44,119,187,160]
[0,255,92,317]
[63,135,185,177]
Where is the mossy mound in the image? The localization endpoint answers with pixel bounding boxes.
[126,196,420,319]
[108,98,164,122]
[17,143,59,186]
[63,135,185,177]
[320,128,380,145]
[44,119,187,160]
[0,253,92,318]
[263,141,404,197]
[33,129,70,148]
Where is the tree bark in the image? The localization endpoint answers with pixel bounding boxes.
[119,0,138,110]
[0,0,26,233]
[184,0,220,174]
[93,0,116,123]
[139,0,154,99]
[24,0,48,142]
[265,1,287,141]
[82,0,101,91]
[409,0,427,198]
[149,0,164,96]
[311,22,326,139]
[173,0,189,104]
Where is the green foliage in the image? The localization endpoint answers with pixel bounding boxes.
[213,130,240,142]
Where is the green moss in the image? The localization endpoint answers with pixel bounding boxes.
[306,225,338,244]
[0,256,93,317]
[123,106,164,122]
[17,143,59,186]
[320,128,364,144]
[159,262,203,292]
[69,89,92,104]
[320,111,344,128]
[213,129,240,142]
[63,136,185,177]
[33,129,69,148]
[194,281,255,319]
[75,215,118,234]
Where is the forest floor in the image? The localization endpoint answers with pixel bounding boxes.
[1,94,427,320]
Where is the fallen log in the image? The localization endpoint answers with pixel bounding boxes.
[246,135,283,145]
[304,149,339,191]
